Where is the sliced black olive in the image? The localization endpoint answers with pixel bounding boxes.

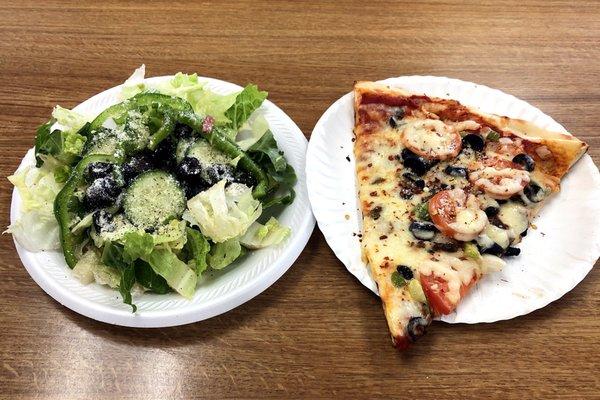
[370,206,383,220]
[524,182,545,203]
[389,108,405,128]
[233,169,257,187]
[409,221,437,241]
[505,246,521,257]
[204,164,236,186]
[176,157,202,179]
[512,153,535,172]
[86,162,115,181]
[173,123,194,139]
[84,176,121,210]
[484,206,500,217]
[402,172,425,189]
[407,317,429,342]
[444,165,468,178]
[151,136,177,170]
[397,265,414,280]
[122,154,154,184]
[521,228,528,237]
[462,134,485,152]
[481,243,504,256]
[92,209,114,233]
[401,148,435,176]
[431,241,460,253]
[179,180,208,199]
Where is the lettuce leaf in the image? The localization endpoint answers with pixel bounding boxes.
[52,105,90,134]
[234,113,270,150]
[207,238,243,270]
[184,227,210,276]
[121,67,236,124]
[101,242,137,311]
[122,231,154,263]
[239,217,290,249]
[247,131,297,208]
[6,152,64,251]
[134,259,170,294]
[185,180,262,243]
[143,248,197,299]
[224,84,268,130]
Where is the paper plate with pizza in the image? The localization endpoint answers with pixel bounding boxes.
[307,76,600,350]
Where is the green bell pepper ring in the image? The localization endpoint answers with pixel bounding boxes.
[88,93,192,144]
[157,106,270,199]
[54,154,120,268]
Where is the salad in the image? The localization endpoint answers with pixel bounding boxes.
[7,66,296,311]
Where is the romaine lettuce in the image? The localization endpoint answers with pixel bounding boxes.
[207,238,243,270]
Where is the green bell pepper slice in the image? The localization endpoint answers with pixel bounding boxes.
[54,154,121,268]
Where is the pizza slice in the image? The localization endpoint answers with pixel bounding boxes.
[353,81,588,349]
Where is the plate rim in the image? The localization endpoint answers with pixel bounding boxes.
[10,74,315,328]
[306,75,600,324]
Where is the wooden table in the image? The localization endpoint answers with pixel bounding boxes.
[1,1,598,398]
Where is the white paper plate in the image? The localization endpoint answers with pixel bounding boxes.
[11,75,315,327]
[307,75,600,324]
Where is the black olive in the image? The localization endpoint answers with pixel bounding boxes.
[489,216,509,230]
[484,206,499,217]
[505,246,521,257]
[370,206,383,220]
[122,154,155,184]
[512,153,535,172]
[92,209,114,233]
[173,123,194,139]
[179,180,208,199]
[409,221,437,241]
[176,157,202,179]
[401,148,435,176]
[407,317,429,342]
[444,165,468,178]
[84,177,121,210]
[431,241,460,252]
[86,162,114,181]
[397,265,414,280]
[233,169,257,187]
[389,108,405,128]
[402,172,425,189]
[151,136,177,170]
[521,228,528,237]
[204,164,236,186]
[481,243,504,256]
[462,134,485,152]
[524,182,545,203]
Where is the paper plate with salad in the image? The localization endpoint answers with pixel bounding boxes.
[8,66,314,327]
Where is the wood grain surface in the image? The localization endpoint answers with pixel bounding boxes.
[0,1,598,399]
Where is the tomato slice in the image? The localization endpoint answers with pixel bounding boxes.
[428,189,459,238]
[420,274,476,316]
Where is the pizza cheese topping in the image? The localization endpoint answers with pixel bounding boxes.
[400,119,462,160]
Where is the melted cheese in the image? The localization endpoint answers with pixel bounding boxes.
[400,119,460,160]
[419,253,480,304]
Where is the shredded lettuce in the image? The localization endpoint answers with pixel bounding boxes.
[121,64,147,99]
[6,152,63,251]
[207,238,243,270]
[240,217,290,249]
[184,180,262,243]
